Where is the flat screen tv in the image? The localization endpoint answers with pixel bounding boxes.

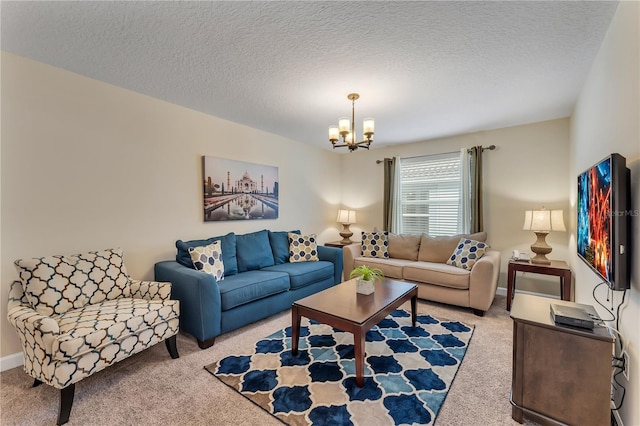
[577,153,630,291]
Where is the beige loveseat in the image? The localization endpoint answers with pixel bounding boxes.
[343,232,500,316]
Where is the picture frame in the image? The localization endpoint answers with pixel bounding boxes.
[202,156,279,221]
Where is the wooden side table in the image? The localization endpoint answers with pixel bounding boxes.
[324,241,357,248]
[510,294,613,425]
[506,259,572,310]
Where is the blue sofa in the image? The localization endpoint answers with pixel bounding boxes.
[154,229,343,349]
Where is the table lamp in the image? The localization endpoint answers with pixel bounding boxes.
[522,208,566,264]
[337,209,357,244]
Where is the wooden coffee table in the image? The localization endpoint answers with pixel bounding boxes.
[291,278,418,387]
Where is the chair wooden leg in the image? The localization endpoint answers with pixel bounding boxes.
[33,378,43,387]
[165,335,179,359]
[472,308,486,317]
[57,384,75,425]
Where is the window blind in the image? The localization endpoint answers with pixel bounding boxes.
[399,152,462,236]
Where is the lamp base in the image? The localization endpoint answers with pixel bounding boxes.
[530,231,552,265]
[339,224,353,244]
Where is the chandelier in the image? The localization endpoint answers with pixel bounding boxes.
[328,93,374,151]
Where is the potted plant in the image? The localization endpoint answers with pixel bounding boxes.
[349,265,385,295]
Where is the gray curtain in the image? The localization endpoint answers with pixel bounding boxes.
[469,146,483,232]
[382,158,395,231]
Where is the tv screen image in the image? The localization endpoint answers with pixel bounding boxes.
[577,153,630,290]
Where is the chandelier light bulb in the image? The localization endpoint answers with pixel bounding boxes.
[345,132,353,144]
[328,125,339,142]
[338,117,350,134]
[363,118,375,138]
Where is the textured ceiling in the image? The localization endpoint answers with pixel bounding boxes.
[1,1,619,151]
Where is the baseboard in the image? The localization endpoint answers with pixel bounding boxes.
[0,352,23,372]
[496,287,560,299]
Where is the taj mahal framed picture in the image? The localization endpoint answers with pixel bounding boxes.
[202,156,279,221]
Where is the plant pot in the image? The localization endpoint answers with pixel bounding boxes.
[356,278,375,295]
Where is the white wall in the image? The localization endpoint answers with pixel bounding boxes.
[0,52,343,358]
[340,119,572,294]
[570,2,639,425]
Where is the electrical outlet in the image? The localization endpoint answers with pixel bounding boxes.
[622,351,629,381]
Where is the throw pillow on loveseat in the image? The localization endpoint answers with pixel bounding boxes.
[154,229,343,349]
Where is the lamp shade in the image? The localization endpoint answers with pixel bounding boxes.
[337,209,357,224]
[523,209,566,232]
[328,125,339,142]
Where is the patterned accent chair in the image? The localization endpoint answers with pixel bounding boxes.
[7,248,180,425]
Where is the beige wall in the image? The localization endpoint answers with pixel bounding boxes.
[570,2,639,425]
[0,52,343,358]
[340,119,572,294]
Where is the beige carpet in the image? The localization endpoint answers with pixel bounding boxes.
[1,294,540,425]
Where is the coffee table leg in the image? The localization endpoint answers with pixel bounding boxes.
[291,305,300,355]
[354,330,365,387]
[411,294,417,327]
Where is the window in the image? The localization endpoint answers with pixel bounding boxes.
[399,152,464,236]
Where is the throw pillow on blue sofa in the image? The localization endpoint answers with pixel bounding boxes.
[268,230,300,265]
[236,229,275,272]
[176,232,239,276]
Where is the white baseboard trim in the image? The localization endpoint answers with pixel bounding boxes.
[0,352,23,372]
[496,287,561,300]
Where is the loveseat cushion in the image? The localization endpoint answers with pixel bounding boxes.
[353,257,413,280]
[268,230,300,264]
[236,230,276,272]
[388,233,421,261]
[14,248,131,317]
[217,270,289,311]
[261,261,334,290]
[403,262,471,289]
[176,232,238,276]
[418,232,487,263]
[54,297,180,361]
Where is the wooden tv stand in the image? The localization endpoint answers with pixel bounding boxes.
[510,294,614,425]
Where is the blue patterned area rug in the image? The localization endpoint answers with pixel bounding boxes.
[205,309,474,426]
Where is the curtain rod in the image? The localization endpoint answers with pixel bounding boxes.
[376,145,496,163]
[467,145,496,153]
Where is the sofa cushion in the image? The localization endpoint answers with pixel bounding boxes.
[288,233,319,262]
[269,230,300,264]
[403,262,471,289]
[54,297,180,361]
[361,231,389,258]
[236,230,275,272]
[418,232,487,263]
[388,233,421,261]
[14,248,131,316]
[217,270,289,311]
[261,261,334,290]
[176,232,238,276]
[188,241,225,281]
[447,238,488,270]
[353,257,413,280]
